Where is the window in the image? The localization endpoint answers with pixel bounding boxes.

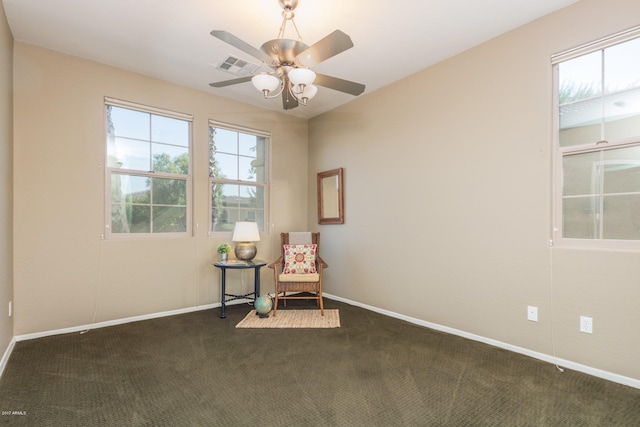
[209,122,268,233]
[105,98,192,238]
[553,28,640,247]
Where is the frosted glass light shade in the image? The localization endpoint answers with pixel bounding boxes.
[252,74,280,94]
[288,68,316,87]
[232,221,261,242]
[299,84,318,103]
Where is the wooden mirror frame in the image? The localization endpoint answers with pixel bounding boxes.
[317,168,344,224]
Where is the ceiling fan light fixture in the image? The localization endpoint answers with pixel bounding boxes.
[209,0,365,111]
[288,68,316,93]
[298,84,318,105]
[252,73,280,97]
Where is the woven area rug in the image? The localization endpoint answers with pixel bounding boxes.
[236,309,340,328]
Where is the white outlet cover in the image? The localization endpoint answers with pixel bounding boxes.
[527,306,538,322]
[580,316,593,333]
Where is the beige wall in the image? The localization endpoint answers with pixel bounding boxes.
[0,2,13,354]
[309,0,640,381]
[13,43,308,335]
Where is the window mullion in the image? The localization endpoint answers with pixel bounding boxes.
[600,51,606,142]
[597,151,604,239]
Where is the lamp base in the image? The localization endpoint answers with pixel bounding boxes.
[235,242,257,261]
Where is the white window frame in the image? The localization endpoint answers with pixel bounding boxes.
[105,98,193,239]
[551,27,640,250]
[208,120,269,236]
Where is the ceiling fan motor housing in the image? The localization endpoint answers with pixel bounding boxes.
[260,39,309,67]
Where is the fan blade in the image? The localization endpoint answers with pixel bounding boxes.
[314,73,366,96]
[295,30,354,68]
[209,76,253,88]
[282,90,299,110]
[210,30,274,65]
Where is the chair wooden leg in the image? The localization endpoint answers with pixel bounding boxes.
[319,295,324,316]
[273,292,279,317]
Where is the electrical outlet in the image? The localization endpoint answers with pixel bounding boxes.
[580,316,593,334]
[8,301,12,317]
[527,306,538,322]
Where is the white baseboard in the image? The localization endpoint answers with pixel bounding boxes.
[322,293,640,390]
[0,337,16,379]
[6,294,640,390]
[14,300,234,342]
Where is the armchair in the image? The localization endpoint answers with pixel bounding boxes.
[268,232,328,316]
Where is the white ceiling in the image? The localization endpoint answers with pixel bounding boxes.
[3,0,577,119]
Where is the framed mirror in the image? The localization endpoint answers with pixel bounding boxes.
[317,168,344,224]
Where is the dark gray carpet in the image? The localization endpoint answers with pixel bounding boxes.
[0,298,639,426]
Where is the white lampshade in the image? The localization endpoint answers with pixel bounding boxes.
[251,73,280,95]
[299,84,318,103]
[232,221,261,242]
[288,68,316,89]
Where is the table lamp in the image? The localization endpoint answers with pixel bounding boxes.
[231,221,261,261]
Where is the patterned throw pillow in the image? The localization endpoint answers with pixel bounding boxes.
[283,244,317,274]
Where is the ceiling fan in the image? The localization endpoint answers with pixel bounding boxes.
[209,0,365,110]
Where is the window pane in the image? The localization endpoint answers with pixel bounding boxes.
[602,146,640,194]
[559,98,602,147]
[238,209,257,222]
[558,51,602,103]
[254,209,265,231]
[221,184,239,207]
[237,210,265,230]
[152,144,189,174]
[214,128,238,154]
[603,195,640,239]
[111,174,150,204]
[211,181,223,208]
[603,88,640,141]
[153,206,187,232]
[152,177,187,206]
[111,204,131,233]
[152,115,189,147]
[111,204,151,234]
[110,106,150,140]
[239,155,257,182]
[239,185,260,209]
[214,153,237,180]
[110,137,151,171]
[253,137,267,182]
[212,182,233,232]
[129,206,151,233]
[212,207,237,232]
[563,151,602,196]
[239,133,257,156]
[605,38,640,93]
[563,196,599,239]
